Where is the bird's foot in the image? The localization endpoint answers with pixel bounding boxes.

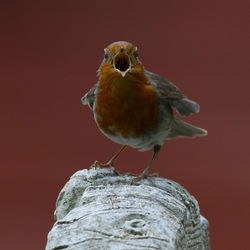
[93,160,113,169]
[91,160,120,175]
[133,172,159,182]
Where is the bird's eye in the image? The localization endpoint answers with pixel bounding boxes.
[134,50,138,59]
[104,51,108,60]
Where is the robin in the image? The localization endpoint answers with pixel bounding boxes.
[82,41,207,179]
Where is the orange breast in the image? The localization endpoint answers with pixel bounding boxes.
[95,74,159,137]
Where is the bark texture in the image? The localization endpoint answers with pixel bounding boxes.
[46,167,210,250]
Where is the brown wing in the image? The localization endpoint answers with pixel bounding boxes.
[81,83,98,110]
[145,70,200,116]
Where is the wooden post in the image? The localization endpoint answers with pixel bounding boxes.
[46,168,210,250]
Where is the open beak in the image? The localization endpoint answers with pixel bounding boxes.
[113,48,131,77]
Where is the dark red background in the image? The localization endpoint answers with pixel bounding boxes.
[1,1,249,249]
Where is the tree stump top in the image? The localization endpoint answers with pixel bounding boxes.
[46,168,210,250]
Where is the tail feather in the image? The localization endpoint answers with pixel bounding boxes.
[168,117,207,138]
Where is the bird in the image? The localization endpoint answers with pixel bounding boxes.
[81,41,207,179]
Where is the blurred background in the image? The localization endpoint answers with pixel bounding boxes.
[0,1,249,249]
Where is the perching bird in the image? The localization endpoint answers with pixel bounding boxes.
[82,41,207,179]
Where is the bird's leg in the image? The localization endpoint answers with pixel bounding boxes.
[134,145,161,181]
[94,145,127,171]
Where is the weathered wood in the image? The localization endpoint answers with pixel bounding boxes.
[46,167,210,250]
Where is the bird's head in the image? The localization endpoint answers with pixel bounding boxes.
[98,41,144,79]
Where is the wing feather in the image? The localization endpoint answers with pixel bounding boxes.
[145,70,200,116]
[81,83,98,110]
